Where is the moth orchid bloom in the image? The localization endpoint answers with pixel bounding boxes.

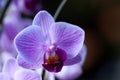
[0,58,41,80]
[14,10,85,72]
[0,3,31,56]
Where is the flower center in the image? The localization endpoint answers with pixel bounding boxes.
[42,47,67,72]
[45,54,59,64]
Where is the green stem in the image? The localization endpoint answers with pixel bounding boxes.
[43,70,49,80]
[54,0,67,20]
[0,0,11,24]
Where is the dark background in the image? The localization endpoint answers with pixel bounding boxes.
[43,0,120,80]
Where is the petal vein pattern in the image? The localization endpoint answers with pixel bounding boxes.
[14,25,45,63]
[50,22,85,59]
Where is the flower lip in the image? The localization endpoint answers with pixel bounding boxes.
[42,48,67,72]
[42,61,63,72]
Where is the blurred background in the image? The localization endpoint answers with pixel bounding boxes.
[44,0,120,80]
[0,0,120,80]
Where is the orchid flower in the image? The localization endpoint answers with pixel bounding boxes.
[0,58,41,80]
[14,10,85,72]
[13,0,42,15]
[0,3,31,56]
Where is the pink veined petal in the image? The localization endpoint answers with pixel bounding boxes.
[17,55,42,69]
[64,44,87,66]
[32,10,55,37]
[55,63,82,80]
[2,58,20,78]
[50,22,85,59]
[14,69,41,80]
[14,25,45,63]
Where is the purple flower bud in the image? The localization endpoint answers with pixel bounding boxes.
[13,0,42,15]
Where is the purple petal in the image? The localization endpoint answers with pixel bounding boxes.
[1,5,31,54]
[32,10,55,37]
[50,22,85,59]
[14,69,41,80]
[3,22,19,41]
[17,55,42,69]
[3,7,30,41]
[56,48,67,62]
[0,73,11,80]
[3,3,32,41]
[2,20,31,52]
[55,63,82,80]
[64,45,87,66]
[2,58,20,77]
[3,16,31,42]
[0,33,14,53]
[14,25,45,63]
